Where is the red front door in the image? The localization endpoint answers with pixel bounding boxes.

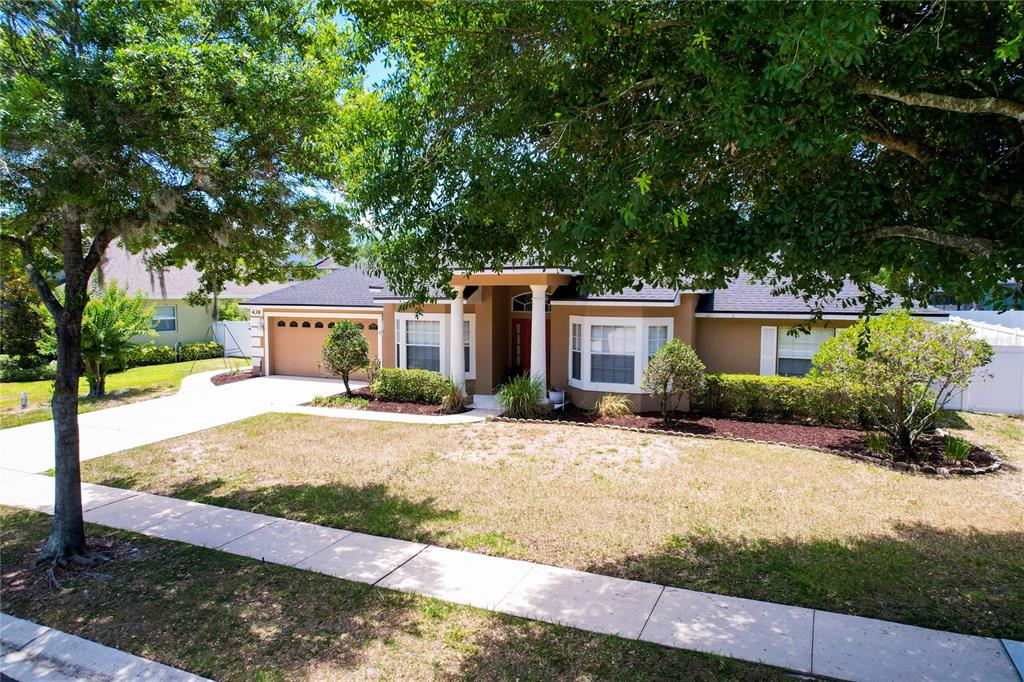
[511,318,550,375]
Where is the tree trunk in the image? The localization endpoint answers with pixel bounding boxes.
[342,372,351,397]
[38,305,90,562]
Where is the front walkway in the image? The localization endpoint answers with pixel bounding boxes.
[0,372,352,474]
[1,612,210,681]
[2,474,1020,682]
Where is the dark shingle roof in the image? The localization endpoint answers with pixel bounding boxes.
[550,278,679,303]
[696,273,947,316]
[242,267,385,308]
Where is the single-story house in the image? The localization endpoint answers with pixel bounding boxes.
[241,266,947,409]
[95,244,286,346]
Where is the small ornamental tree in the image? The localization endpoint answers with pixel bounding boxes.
[39,282,155,398]
[320,321,369,396]
[813,312,993,458]
[641,338,706,421]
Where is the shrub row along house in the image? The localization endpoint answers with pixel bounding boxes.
[242,264,947,409]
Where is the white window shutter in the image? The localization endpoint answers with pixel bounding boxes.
[759,326,778,376]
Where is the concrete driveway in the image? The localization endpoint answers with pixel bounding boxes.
[0,372,352,474]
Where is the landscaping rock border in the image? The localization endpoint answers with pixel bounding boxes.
[487,416,1003,477]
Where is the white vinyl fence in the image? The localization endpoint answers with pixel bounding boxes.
[948,310,1024,330]
[945,345,1024,415]
[212,321,252,358]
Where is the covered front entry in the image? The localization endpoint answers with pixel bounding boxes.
[511,318,550,377]
[268,316,379,378]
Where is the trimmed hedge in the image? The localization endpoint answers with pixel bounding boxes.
[692,373,866,427]
[178,341,223,361]
[371,368,449,405]
[127,344,177,367]
[0,355,56,382]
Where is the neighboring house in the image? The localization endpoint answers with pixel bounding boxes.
[95,245,285,346]
[242,267,947,409]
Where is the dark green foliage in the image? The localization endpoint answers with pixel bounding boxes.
[371,368,450,404]
[342,2,1023,309]
[127,345,177,368]
[178,342,224,362]
[320,321,370,395]
[497,374,545,418]
[0,275,46,365]
[693,374,863,427]
[641,339,706,420]
[0,355,55,382]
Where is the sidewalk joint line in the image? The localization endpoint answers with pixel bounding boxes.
[372,544,429,586]
[288,531,353,568]
[493,562,537,611]
[213,518,281,550]
[810,609,816,674]
[637,585,666,641]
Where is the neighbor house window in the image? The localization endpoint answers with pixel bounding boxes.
[568,316,673,392]
[152,305,177,333]
[570,323,582,381]
[464,319,471,375]
[647,325,669,360]
[405,319,441,372]
[776,328,835,377]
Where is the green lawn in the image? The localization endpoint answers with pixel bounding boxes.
[0,358,248,429]
[81,410,1024,641]
[0,507,780,682]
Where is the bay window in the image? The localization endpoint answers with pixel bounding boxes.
[568,316,674,393]
[406,319,441,371]
[394,312,475,379]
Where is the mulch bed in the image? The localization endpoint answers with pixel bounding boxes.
[521,406,999,473]
[210,369,258,386]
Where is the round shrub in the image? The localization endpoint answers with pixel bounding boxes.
[371,367,450,404]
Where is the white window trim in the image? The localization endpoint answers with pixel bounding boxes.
[567,316,673,393]
[152,304,177,334]
[394,312,476,380]
[775,326,836,377]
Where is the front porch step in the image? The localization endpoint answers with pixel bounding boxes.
[469,394,500,410]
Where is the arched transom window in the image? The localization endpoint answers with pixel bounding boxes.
[511,292,550,312]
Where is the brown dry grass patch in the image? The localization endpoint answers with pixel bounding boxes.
[82,412,1024,639]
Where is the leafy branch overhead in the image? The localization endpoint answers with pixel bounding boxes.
[341,1,1023,309]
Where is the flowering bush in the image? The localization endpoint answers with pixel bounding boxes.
[813,312,992,458]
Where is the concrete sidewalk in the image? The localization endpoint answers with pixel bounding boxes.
[1,613,210,681]
[2,475,1020,682]
[0,372,351,474]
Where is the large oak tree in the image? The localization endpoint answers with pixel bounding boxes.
[1,0,353,566]
[340,1,1022,307]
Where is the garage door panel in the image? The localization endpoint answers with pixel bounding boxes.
[269,318,378,378]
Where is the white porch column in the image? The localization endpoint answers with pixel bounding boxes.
[529,284,548,397]
[449,286,466,391]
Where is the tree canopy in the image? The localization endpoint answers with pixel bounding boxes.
[340,1,1023,308]
[1,0,355,564]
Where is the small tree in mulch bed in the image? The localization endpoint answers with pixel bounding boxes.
[320,321,369,396]
[641,338,706,421]
[814,312,993,460]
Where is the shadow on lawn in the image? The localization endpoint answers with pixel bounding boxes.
[581,522,1024,641]
[95,474,460,544]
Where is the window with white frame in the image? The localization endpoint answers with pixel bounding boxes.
[511,292,550,312]
[590,325,636,385]
[405,319,441,371]
[570,322,582,381]
[394,312,475,379]
[776,327,835,377]
[647,324,669,361]
[152,305,177,333]
[568,316,673,392]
